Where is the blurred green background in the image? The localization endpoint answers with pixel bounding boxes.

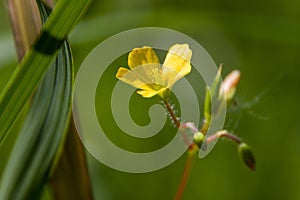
[1,0,300,200]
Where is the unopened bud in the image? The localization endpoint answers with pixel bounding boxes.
[220,70,240,102]
[238,142,256,171]
[193,132,205,149]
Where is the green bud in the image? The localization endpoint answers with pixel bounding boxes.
[193,132,205,149]
[210,67,222,99]
[238,143,256,171]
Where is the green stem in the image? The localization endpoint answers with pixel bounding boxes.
[200,118,210,135]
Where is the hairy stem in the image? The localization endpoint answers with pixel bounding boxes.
[164,101,180,128]
[163,100,197,200]
[163,100,190,146]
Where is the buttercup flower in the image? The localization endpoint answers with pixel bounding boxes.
[116,44,192,99]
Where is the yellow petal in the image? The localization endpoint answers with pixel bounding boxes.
[128,46,160,69]
[116,67,129,78]
[136,89,160,98]
[162,44,192,85]
[129,63,163,86]
[136,87,167,98]
[116,67,146,89]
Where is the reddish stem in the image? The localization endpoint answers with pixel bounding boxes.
[163,100,190,146]
[206,130,242,144]
[163,100,197,200]
[164,100,180,128]
[174,147,196,200]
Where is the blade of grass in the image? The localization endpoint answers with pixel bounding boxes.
[0,1,90,199]
[0,33,72,200]
[0,0,93,144]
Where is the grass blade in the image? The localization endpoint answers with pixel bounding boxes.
[0,0,92,144]
[0,2,73,199]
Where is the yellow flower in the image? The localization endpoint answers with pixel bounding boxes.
[116,44,192,99]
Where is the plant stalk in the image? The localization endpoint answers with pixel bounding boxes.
[163,100,197,200]
[174,145,197,200]
[163,100,190,146]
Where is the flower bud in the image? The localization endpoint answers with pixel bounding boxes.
[238,142,256,171]
[220,70,240,102]
[193,132,205,149]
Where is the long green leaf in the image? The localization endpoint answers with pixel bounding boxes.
[0,1,74,199]
[0,0,92,144]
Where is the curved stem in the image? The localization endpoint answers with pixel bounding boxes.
[206,130,242,144]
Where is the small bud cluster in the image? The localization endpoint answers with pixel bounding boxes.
[163,66,255,172]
